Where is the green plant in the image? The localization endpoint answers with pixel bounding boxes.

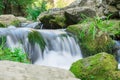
[26,0,47,20]
[0,37,30,63]
[79,15,119,40]
[0,48,30,63]
[0,0,34,15]
[66,15,119,56]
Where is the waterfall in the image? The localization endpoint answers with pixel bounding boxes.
[115,41,120,69]
[0,28,82,69]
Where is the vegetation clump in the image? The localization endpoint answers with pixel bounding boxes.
[0,22,6,28]
[26,0,47,20]
[67,17,120,56]
[28,30,46,51]
[0,37,30,63]
[0,48,30,63]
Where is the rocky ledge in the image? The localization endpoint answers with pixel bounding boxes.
[38,0,120,29]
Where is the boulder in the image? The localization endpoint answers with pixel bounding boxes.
[0,14,20,27]
[70,52,120,80]
[67,0,120,18]
[16,17,32,23]
[38,0,120,29]
[38,7,96,29]
[0,61,80,80]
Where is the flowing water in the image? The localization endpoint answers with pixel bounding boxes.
[115,41,120,69]
[0,28,82,69]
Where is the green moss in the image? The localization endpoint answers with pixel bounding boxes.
[0,22,6,28]
[40,14,66,29]
[70,52,119,80]
[50,15,66,28]
[40,15,54,25]
[66,20,118,57]
[28,30,46,51]
[10,20,20,27]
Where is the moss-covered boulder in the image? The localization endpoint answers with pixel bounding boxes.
[38,6,96,29]
[39,14,66,29]
[70,52,120,80]
[67,20,120,57]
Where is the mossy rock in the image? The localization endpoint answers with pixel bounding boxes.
[66,20,119,57]
[39,14,66,29]
[70,52,120,80]
[0,15,21,27]
[10,20,20,27]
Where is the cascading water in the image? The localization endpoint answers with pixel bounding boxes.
[0,28,82,69]
[115,41,120,69]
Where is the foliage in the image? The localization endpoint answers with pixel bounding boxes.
[0,22,6,28]
[66,16,120,56]
[26,0,47,20]
[0,0,34,15]
[78,15,119,40]
[0,37,30,63]
[0,48,30,63]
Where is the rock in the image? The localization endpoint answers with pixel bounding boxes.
[67,0,120,18]
[38,0,120,29]
[16,17,27,23]
[39,15,66,29]
[0,15,33,27]
[0,61,80,80]
[38,7,96,29]
[16,17,32,23]
[116,4,120,10]
[70,52,120,80]
[66,20,119,57]
[0,14,20,27]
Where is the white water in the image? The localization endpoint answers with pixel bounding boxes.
[35,33,82,69]
[115,41,120,69]
[0,28,82,69]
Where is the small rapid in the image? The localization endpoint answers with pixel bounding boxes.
[115,41,120,69]
[0,28,82,69]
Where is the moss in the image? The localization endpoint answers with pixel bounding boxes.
[10,20,20,27]
[40,14,66,29]
[70,52,119,80]
[106,20,120,40]
[28,30,46,52]
[0,22,6,28]
[67,24,114,57]
[66,20,118,57]
[50,15,66,28]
